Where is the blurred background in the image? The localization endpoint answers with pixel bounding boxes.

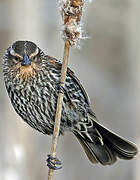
[0,0,139,180]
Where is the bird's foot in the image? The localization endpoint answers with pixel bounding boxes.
[46,154,62,170]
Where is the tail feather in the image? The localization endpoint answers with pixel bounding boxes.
[93,119,138,159]
[73,116,138,165]
[74,131,117,165]
[74,132,98,164]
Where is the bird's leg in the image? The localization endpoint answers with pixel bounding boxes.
[46,154,62,170]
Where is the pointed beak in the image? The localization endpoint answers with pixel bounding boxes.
[21,55,31,66]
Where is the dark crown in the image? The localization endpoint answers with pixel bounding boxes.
[11,41,37,57]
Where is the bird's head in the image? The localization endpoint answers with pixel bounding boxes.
[3,41,44,81]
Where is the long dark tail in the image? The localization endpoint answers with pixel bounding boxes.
[73,116,138,165]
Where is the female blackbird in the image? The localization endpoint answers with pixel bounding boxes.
[2,41,138,166]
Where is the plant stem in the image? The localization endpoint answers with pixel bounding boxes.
[48,40,70,180]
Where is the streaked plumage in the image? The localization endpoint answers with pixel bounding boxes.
[2,41,138,165]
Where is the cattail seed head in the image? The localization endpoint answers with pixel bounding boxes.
[59,0,89,47]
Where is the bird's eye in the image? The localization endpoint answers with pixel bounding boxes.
[15,57,19,61]
[33,56,36,60]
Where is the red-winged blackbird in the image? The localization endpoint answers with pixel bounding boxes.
[2,41,138,166]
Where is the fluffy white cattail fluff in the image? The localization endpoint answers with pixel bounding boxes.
[59,0,90,47]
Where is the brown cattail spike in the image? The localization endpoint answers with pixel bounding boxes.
[59,0,87,47]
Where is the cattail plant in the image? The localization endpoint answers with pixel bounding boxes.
[48,0,89,180]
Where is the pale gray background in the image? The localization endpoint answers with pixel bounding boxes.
[0,0,139,180]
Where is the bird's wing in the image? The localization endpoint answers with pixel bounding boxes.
[47,56,91,106]
[67,67,91,106]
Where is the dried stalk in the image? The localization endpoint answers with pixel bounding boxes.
[48,0,86,180]
[48,40,70,180]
